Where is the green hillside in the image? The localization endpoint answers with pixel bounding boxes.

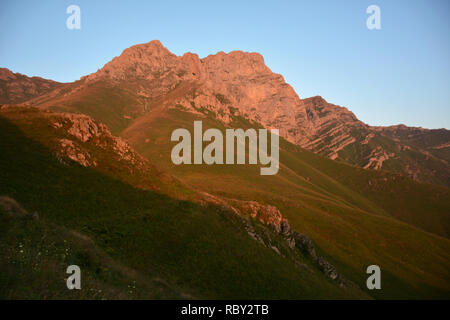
[0,111,368,299]
[122,104,450,299]
[2,80,450,299]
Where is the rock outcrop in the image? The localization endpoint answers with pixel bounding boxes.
[50,113,148,169]
[292,232,341,282]
[233,199,345,285]
[58,138,95,167]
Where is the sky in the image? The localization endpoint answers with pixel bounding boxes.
[0,0,449,129]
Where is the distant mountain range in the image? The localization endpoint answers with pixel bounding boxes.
[0,68,62,104]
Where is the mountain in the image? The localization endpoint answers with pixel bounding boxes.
[0,106,370,299]
[14,40,448,186]
[0,40,449,299]
[0,68,62,105]
[2,102,449,299]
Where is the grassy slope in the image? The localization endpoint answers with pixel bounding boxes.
[0,112,366,299]
[29,83,450,298]
[31,81,141,135]
[0,209,185,299]
[124,106,450,299]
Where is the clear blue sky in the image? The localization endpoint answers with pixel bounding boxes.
[1,0,449,129]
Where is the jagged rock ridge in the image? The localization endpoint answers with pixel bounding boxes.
[82,41,450,186]
[2,40,449,186]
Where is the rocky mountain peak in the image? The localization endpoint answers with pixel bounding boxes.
[121,40,173,59]
[202,50,270,77]
[85,40,274,86]
[87,40,178,81]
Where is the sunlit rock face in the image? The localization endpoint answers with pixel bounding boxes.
[3,40,448,186]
